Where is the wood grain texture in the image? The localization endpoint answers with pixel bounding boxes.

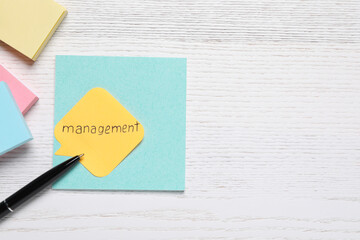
[0,0,360,239]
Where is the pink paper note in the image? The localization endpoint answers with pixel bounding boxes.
[0,64,38,115]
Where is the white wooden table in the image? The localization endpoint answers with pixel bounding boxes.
[1,0,360,239]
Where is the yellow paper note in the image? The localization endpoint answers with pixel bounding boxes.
[54,88,145,177]
[0,0,67,61]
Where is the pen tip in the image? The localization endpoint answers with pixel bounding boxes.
[79,153,84,158]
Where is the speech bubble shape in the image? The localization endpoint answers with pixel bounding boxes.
[54,88,144,177]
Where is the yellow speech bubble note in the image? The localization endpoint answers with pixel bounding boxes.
[54,88,144,177]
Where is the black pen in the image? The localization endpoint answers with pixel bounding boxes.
[0,154,84,220]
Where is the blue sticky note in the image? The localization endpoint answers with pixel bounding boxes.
[53,56,186,191]
[0,82,33,155]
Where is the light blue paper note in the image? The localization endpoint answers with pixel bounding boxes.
[0,82,33,155]
[53,56,186,191]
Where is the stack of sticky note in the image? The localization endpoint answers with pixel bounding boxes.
[0,82,33,155]
[0,0,67,61]
[0,65,38,155]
